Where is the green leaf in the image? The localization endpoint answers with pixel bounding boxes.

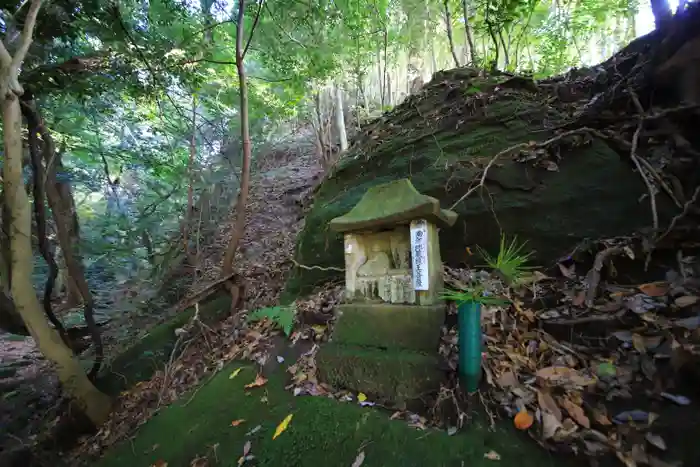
[247,305,296,336]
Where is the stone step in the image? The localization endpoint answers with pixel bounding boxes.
[333,303,445,352]
[317,343,443,403]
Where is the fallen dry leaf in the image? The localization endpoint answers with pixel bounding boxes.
[496,371,518,388]
[554,418,579,440]
[152,461,168,467]
[542,411,562,440]
[645,432,667,451]
[229,368,243,379]
[572,291,586,307]
[273,413,293,439]
[190,458,208,467]
[559,397,590,428]
[484,450,501,461]
[357,392,367,402]
[237,440,253,466]
[351,450,366,467]
[591,406,612,426]
[536,366,596,388]
[231,419,246,427]
[638,281,669,297]
[558,263,576,279]
[674,295,699,308]
[537,390,562,421]
[244,374,268,389]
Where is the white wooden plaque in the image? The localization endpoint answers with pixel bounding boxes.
[410,219,429,290]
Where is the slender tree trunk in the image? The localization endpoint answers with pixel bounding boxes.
[335,85,348,152]
[383,27,389,105]
[499,28,510,70]
[377,43,385,108]
[461,0,477,65]
[27,115,69,346]
[486,20,500,71]
[0,195,11,295]
[184,95,196,262]
[443,0,461,67]
[23,100,103,379]
[222,0,254,277]
[0,0,111,426]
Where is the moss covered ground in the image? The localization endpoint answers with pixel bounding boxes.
[96,293,231,395]
[97,363,573,467]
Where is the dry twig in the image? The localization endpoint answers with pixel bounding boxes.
[584,247,624,307]
[628,89,659,230]
[656,184,700,244]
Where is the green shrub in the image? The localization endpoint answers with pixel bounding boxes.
[246,305,296,336]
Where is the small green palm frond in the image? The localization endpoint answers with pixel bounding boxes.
[440,287,510,306]
[247,305,296,336]
[476,234,534,283]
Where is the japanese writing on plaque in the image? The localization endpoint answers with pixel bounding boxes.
[410,219,429,291]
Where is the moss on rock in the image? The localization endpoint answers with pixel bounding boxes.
[283,75,656,300]
[333,303,444,352]
[317,343,442,402]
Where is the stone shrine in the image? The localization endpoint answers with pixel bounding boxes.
[317,179,457,402]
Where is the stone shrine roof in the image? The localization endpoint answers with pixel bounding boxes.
[330,179,458,233]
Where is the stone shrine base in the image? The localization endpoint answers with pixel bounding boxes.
[318,302,445,403]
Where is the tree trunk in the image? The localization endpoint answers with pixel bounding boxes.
[221,0,253,277]
[0,0,111,425]
[23,100,103,379]
[443,0,461,67]
[27,115,69,345]
[499,28,510,70]
[184,94,197,262]
[462,0,477,65]
[335,85,348,152]
[651,0,673,30]
[486,19,500,71]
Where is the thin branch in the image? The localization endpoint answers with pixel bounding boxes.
[10,0,42,72]
[628,89,658,230]
[636,155,681,208]
[655,184,700,244]
[242,0,265,59]
[183,20,237,46]
[263,2,307,49]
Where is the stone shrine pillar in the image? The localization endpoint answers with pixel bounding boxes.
[317,179,457,402]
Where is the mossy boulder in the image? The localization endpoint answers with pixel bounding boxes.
[284,71,656,299]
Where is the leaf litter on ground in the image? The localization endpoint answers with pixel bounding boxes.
[439,240,700,465]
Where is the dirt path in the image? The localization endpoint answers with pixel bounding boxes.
[195,129,323,310]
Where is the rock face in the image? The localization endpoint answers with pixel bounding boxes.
[284,70,656,298]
